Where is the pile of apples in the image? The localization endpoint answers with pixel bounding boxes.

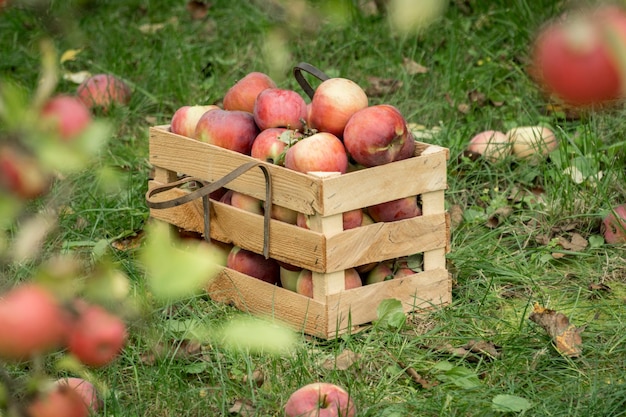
[169,70,426,294]
[0,283,126,416]
[465,126,558,164]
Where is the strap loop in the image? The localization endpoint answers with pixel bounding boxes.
[293,62,330,100]
[146,161,273,258]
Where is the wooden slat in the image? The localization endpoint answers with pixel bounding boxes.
[149,126,448,216]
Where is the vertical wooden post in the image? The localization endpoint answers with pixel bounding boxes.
[421,190,446,271]
[307,212,345,301]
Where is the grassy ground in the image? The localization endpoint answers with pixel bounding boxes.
[2,0,626,416]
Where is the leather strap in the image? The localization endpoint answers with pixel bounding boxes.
[146,161,273,258]
[293,62,330,100]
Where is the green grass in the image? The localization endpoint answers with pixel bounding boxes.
[2,0,626,416]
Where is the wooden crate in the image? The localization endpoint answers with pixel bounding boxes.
[148,125,451,339]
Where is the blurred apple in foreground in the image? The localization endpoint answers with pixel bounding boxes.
[284,132,348,174]
[368,196,421,222]
[284,382,357,417]
[41,95,92,141]
[253,88,308,131]
[227,246,280,285]
[0,144,51,199]
[223,71,277,113]
[28,383,90,417]
[602,204,626,244]
[77,73,131,111]
[67,303,127,367]
[308,77,368,138]
[55,377,102,413]
[194,109,259,154]
[0,284,69,361]
[170,105,219,138]
[343,104,414,167]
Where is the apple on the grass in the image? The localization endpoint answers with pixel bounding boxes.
[55,377,102,414]
[227,246,280,285]
[250,127,302,165]
[223,71,277,113]
[284,382,357,417]
[368,196,421,222]
[295,268,362,298]
[253,88,308,131]
[343,104,415,167]
[466,130,510,163]
[296,209,363,231]
[28,383,91,417]
[602,204,626,244]
[67,302,127,367]
[284,132,348,174]
[77,73,131,112]
[308,77,369,138]
[170,104,220,138]
[507,126,558,161]
[0,284,70,361]
[0,144,51,200]
[41,95,92,141]
[194,108,260,155]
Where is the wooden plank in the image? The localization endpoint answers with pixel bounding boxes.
[325,268,451,337]
[150,126,448,216]
[206,267,331,338]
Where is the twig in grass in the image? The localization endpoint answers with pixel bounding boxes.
[383,350,434,389]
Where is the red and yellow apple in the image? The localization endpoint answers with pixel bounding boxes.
[194,108,260,154]
[364,262,394,285]
[223,71,277,113]
[295,268,362,298]
[368,196,422,222]
[230,191,264,215]
[466,130,510,162]
[279,264,302,292]
[28,383,90,417]
[602,204,626,244]
[170,104,219,138]
[284,382,357,417]
[54,377,102,414]
[507,126,558,160]
[308,77,368,138]
[227,246,280,285]
[253,88,308,131]
[41,95,92,141]
[250,127,302,165]
[343,104,415,167]
[77,73,131,111]
[0,144,51,200]
[284,132,348,174]
[296,209,363,231]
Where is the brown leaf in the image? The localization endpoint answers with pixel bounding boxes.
[243,369,265,388]
[486,206,513,228]
[449,204,464,229]
[111,231,145,251]
[402,57,429,75]
[229,399,255,416]
[468,89,487,106]
[462,340,501,359]
[321,349,361,370]
[457,103,470,114]
[365,76,403,97]
[529,303,583,357]
[187,1,211,20]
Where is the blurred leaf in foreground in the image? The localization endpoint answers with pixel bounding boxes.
[217,316,296,355]
[492,394,533,413]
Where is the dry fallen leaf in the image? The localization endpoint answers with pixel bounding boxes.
[187,0,211,20]
[229,399,255,416]
[529,303,583,357]
[111,231,145,251]
[402,57,429,75]
[321,349,361,370]
[486,206,513,229]
[243,369,265,388]
[365,76,403,97]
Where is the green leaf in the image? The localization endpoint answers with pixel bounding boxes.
[140,222,223,303]
[406,253,423,271]
[184,362,209,374]
[588,234,605,248]
[492,394,533,413]
[433,362,481,389]
[217,316,296,355]
[375,298,406,329]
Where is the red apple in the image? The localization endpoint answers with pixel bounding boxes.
[308,77,368,138]
[230,191,263,215]
[368,196,421,222]
[296,209,363,231]
[466,130,511,162]
[530,6,626,106]
[223,72,277,113]
[194,108,260,154]
[253,88,308,131]
[0,284,70,361]
[0,144,51,200]
[227,246,280,285]
[295,268,361,298]
[28,384,90,417]
[602,204,626,244]
[284,132,348,174]
[250,127,302,165]
[41,95,92,141]
[507,126,558,160]
[77,74,131,111]
[219,189,234,205]
[364,262,394,285]
[343,104,414,167]
[170,105,220,138]
[54,377,102,413]
[271,204,298,224]
[67,303,127,367]
[284,382,357,417]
